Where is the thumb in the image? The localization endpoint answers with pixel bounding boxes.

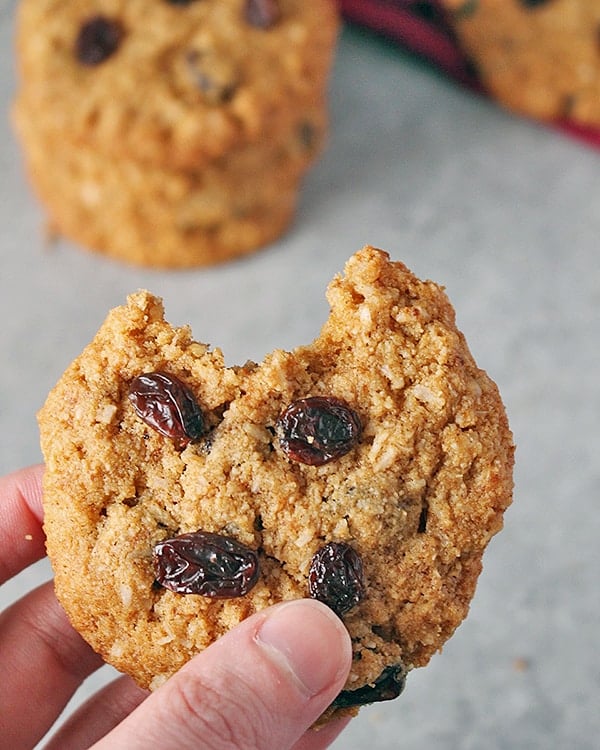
[91,599,352,750]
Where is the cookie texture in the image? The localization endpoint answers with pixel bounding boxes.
[39,247,514,719]
[441,0,600,124]
[13,0,338,267]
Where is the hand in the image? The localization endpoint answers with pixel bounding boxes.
[0,466,352,750]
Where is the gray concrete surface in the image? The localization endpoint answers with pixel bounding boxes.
[1,8,598,749]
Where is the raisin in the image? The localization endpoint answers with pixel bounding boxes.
[410,2,439,22]
[308,541,365,616]
[331,664,407,709]
[276,396,362,466]
[298,121,318,152]
[128,371,205,449]
[153,531,259,597]
[185,50,238,104]
[417,505,428,533]
[244,0,281,29]
[518,0,550,7]
[76,16,123,66]
[451,0,479,20]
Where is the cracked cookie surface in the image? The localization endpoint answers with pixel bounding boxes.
[39,246,514,720]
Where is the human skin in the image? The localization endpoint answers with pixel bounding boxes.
[0,465,352,750]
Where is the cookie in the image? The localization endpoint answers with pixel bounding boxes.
[14,0,338,169]
[38,246,514,720]
[13,0,339,267]
[12,105,322,267]
[441,0,600,124]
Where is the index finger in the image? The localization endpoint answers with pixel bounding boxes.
[0,464,46,585]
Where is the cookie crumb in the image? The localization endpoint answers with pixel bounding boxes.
[513,657,530,672]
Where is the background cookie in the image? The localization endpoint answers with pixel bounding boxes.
[39,247,514,720]
[441,0,600,124]
[12,107,320,267]
[13,0,339,267]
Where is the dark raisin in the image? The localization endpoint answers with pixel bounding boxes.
[254,514,265,532]
[410,2,439,22]
[451,0,479,19]
[331,664,407,709]
[518,0,550,7]
[417,505,428,533]
[128,371,205,449]
[560,93,576,118]
[153,531,259,597]
[244,0,281,29]
[276,396,362,466]
[185,50,238,104]
[308,541,365,616]
[298,121,318,152]
[371,623,394,641]
[76,16,123,66]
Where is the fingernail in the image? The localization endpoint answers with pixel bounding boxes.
[255,599,351,698]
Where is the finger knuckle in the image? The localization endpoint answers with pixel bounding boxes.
[166,672,267,750]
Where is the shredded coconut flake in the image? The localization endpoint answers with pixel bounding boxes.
[119,584,132,607]
[359,303,372,326]
[411,383,445,409]
[295,529,313,548]
[154,634,175,646]
[369,431,399,471]
[109,641,125,659]
[149,674,169,691]
[97,403,118,424]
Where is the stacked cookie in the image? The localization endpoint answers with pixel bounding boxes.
[12,0,339,268]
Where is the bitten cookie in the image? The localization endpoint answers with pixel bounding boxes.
[441,0,600,124]
[39,246,514,721]
[13,0,339,267]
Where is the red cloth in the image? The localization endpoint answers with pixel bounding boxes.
[339,0,600,148]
